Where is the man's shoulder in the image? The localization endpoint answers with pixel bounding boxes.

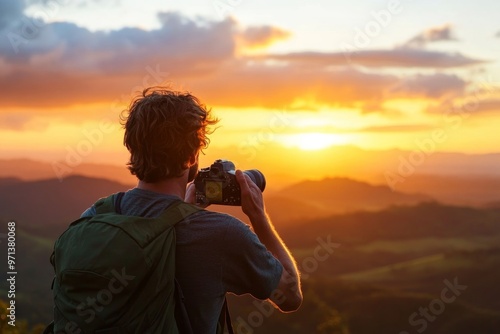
[188,209,248,228]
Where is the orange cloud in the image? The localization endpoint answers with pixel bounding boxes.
[428,97,500,115]
[260,49,485,68]
[189,63,398,110]
[0,10,489,129]
[238,26,291,49]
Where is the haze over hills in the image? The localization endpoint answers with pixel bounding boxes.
[393,174,500,206]
[0,175,132,237]
[281,177,431,212]
[2,147,500,207]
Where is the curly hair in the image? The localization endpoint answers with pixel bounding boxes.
[121,87,218,182]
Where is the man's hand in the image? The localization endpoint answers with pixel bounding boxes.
[236,170,265,222]
[185,182,209,208]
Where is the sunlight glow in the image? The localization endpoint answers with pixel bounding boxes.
[278,132,350,151]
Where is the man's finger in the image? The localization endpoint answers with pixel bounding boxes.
[236,170,247,185]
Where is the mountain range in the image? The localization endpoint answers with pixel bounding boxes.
[2,155,500,207]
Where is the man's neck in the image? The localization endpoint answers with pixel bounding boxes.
[137,175,187,200]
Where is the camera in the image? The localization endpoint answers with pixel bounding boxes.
[194,159,266,206]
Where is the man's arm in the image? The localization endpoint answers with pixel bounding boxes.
[235,170,303,312]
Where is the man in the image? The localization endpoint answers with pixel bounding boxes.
[80,87,303,333]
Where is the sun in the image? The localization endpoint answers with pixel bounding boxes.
[279,132,350,151]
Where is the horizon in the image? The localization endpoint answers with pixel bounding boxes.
[2,144,500,195]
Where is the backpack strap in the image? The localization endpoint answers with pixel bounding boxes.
[94,191,127,215]
[114,191,125,214]
[157,200,202,224]
[94,193,117,215]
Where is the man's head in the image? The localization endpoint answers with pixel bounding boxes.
[122,87,218,183]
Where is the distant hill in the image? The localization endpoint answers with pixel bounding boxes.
[0,158,136,185]
[280,177,431,213]
[210,194,333,227]
[395,174,500,206]
[211,177,432,226]
[279,201,500,248]
[0,177,22,185]
[0,175,132,237]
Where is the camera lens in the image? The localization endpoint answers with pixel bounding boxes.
[243,170,266,192]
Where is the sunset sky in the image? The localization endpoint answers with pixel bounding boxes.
[1,0,499,183]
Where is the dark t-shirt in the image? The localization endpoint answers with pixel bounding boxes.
[81,187,283,334]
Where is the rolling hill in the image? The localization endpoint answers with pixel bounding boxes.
[280,177,431,212]
[0,158,136,185]
[0,175,133,237]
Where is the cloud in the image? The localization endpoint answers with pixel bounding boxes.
[496,31,500,38]
[427,97,500,115]
[390,73,467,99]
[0,113,31,130]
[0,12,235,72]
[239,26,290,49]
[0,12,237,107]
[475,99,500,113]
[404,24,457,48]
[260,49,485,68]
[190,65,398,110]
[0,9,487,124]
[0,11,402,111]
[0,111,49,131]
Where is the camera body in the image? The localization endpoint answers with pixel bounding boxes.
[194,159,265,206]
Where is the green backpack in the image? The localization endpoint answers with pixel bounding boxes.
[47,192,204,334]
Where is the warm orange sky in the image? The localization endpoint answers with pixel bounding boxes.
[1,0,500,184]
